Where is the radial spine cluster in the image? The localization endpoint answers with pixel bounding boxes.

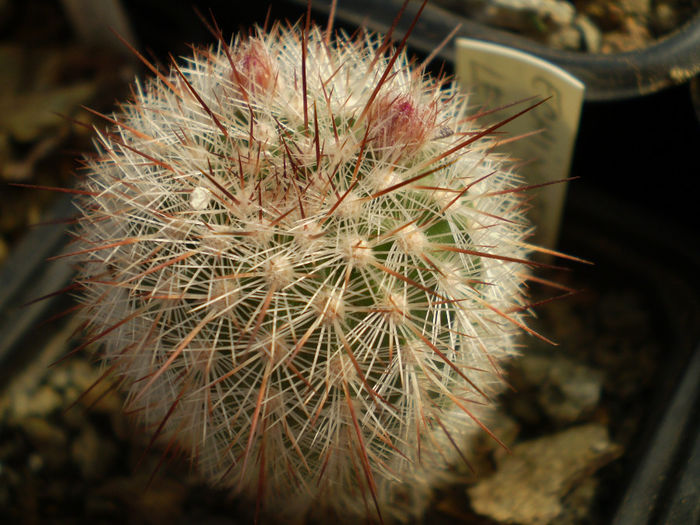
[73,17,537,523]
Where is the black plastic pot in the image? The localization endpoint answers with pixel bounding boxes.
[301,0,700,102]
[560,187,700,525]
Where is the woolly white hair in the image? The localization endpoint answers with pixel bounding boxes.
[72,16,544,523]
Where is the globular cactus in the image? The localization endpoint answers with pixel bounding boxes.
[70,9,547,523]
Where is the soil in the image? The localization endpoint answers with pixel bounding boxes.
[433,0,700,53]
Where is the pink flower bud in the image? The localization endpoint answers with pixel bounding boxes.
[231,39,276,96]
[370,93,437,154]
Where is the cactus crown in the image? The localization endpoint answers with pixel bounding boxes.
[73,14,539,523]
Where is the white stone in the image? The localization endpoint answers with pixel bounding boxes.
[190,186,212,210]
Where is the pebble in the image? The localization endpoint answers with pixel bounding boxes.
[540,356,604,423]
[71,422,115,479]
[21,417,68,470]
[576,14,603,53]
[509,351,605,425]
[48,365,71,390]
[519,353,551,384]
[467,424,622,524]
[602,16,653,52]
[433,0,675,52]
[559,477,599,525]
[618,0,652,18]
[485,411,520,463]
[479,0,576,33]
[62,359,122,413]
[27,453,44,472]
[548,25,581,50]
[66,358,101,392]
[654,3,678,33]
[9,385,63,420]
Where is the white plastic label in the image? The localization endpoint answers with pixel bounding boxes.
[455,38,584,250]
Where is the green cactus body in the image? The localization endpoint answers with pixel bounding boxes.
[73,20,535,523]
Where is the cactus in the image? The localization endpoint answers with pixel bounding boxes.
[70,10,548,523]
